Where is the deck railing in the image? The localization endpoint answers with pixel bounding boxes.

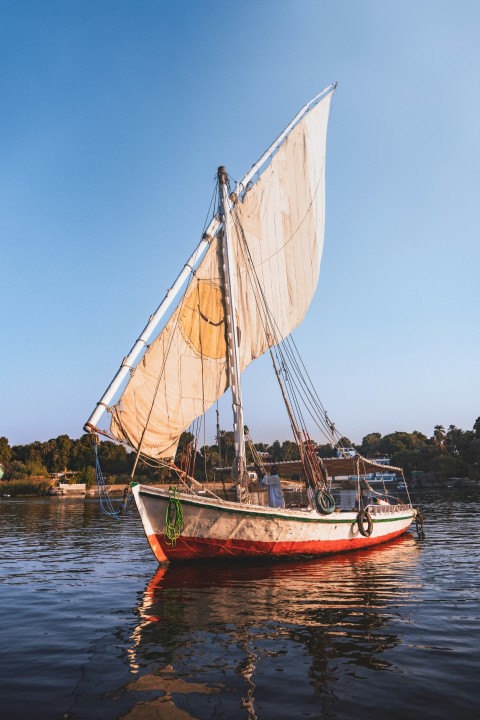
[369,503,412,516]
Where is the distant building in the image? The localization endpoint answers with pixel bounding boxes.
[49,470,85,495]
[49,471,78,481]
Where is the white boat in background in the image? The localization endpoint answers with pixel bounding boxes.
[85,83,419,562]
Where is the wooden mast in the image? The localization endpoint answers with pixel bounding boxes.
[218,166,247,483]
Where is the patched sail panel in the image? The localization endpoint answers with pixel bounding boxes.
[110,92,332,459]
[110,236,229,458]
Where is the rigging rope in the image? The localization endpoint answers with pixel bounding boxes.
[222,169,411,512]
[245,427,266,477]
[93,439,128,519]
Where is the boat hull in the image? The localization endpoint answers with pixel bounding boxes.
[131,483,416,563]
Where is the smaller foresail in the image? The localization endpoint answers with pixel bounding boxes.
[110,234,230,459]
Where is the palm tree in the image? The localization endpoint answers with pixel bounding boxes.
[433,425,446,452]
[218,430,235,465]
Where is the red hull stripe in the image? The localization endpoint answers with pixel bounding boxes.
[147,532,168,563]
[147,526,409,562]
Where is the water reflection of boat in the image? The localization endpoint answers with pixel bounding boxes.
[135,534,418,629]
[124,536,419,718]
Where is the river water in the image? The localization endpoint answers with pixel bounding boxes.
[0,488,478,720]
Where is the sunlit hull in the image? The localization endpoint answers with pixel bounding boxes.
[131,483,416,563]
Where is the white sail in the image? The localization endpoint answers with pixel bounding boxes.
[110,91,333,460]
[111,235,229,458]
[233,94,331,367]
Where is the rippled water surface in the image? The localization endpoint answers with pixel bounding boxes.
[0,489,479,719]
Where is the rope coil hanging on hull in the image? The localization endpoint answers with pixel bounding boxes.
[165,486,184,545]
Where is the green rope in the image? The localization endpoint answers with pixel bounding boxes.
[165,486,183,546]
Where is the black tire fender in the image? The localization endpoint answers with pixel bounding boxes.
[314,489,336,515]
[415,508,426,539]
[357,508,373,537]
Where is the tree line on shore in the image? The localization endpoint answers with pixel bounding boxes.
[1,417,479,488]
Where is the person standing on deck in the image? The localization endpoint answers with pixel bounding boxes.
[261,465,285,509]
[356,486,370,510]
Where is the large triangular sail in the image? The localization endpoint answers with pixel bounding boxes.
[231,93,331,367]
[101,88,335,460]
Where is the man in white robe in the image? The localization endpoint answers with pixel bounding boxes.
[261,465,285,509]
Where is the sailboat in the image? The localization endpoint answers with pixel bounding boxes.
[85,83,419,562]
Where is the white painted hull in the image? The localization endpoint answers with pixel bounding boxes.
[131,483,416,563]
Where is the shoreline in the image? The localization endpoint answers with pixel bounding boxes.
[1,476,477,499]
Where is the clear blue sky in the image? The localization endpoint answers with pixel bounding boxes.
[1,0,479,447]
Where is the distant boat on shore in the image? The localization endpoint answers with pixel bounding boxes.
[48,482,86,496]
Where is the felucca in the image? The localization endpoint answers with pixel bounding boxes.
[85,83,419,562]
